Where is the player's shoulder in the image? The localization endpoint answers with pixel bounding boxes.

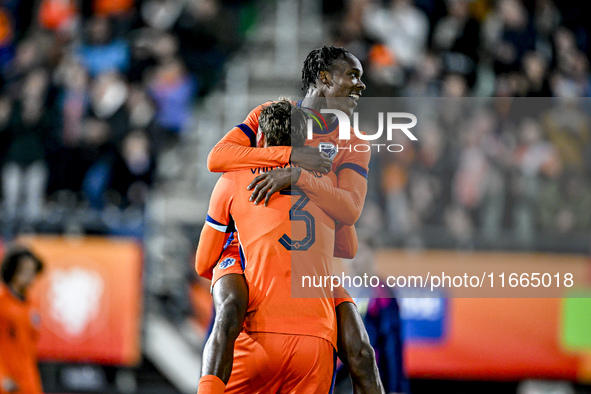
[348,126,369,140]
[254,99,299,111]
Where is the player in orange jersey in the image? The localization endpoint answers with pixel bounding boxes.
[198,46,383,393]
[196,101,374,393]
[0,246,44,394]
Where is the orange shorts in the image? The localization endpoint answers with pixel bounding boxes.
[225,332,337,393]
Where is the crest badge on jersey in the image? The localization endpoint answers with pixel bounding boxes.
[318,142,337,160]
[219,257,236,269]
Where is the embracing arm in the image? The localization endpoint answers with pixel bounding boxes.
[334,222,358,259]
[207,104,331,173]
[296,167,367,226]
[207,104,291,172]
[249,140,370,225]
[194,175,234,279]
[195,225,230,279]
[207,125,292,172]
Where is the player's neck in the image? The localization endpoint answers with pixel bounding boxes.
[301,95,337,125]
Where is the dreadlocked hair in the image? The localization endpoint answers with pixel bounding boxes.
[301,45,349,92]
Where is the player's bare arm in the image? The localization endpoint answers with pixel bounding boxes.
[337,302,386,394]
[201,273,248,384]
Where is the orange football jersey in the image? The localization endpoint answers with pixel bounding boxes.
[196,166,340,347]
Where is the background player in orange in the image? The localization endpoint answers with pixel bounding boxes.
[197,100,350,393]
[201,46,382,393]
[0,245,44,394]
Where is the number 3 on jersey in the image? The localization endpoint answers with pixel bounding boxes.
[278,190,315,251]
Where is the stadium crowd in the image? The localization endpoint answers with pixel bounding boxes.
[1,0,590,252]
[324,0,591,252]
[0,0,253,237]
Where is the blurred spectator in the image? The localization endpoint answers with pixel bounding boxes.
[411,119,452,227]
[44,59,90,197]
[431,0,480,85]
[88,71,130,144]
[452,108,510,243]
[79,117,119,210]
[539,172,591,234]
[147,56,196,149]
[2,38,47,92]
[0,0,36,67]
[542,98,590,174]
[363,0,429,76]
[484,0,536,75]
[109,130,155,208]
[380,132,416,243]
[75,16,129,77]
[1,67,57,225]
[125,84,156,131]
[404,52,442,96]
[0,95,12,164]
[127,29,158,83]
[140,0,184,31]
[0,245,44,394]
[173,0,242,94]
[38,0,78,32]
[510,117,556,245]
[522,51,552,97]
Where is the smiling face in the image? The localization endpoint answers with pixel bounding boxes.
[318,53,366,116]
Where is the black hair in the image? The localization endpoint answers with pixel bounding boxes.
[259,100,307,148]
[1,246,44,285]
[301,45,350,92]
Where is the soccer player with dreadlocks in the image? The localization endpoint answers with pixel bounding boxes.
[196,46,384,393]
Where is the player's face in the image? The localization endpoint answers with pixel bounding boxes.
[324,53,365,116]
[12,257,38,292]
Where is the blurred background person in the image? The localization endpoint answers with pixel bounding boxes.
[0,245,44,394]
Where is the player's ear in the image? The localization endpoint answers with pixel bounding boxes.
[256,127,266,148]
[319,70,331,86]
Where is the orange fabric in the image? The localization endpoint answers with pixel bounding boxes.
[334,223,358,259]
[210,242,243,288]
[197,169,339,347]
[333,286,355,308]
[210,236,355,307]
[0,8,14,47]
[296,164,367,226]
[207,104,292,172]
[195,225,231,280]
[369,43,396,66]
[93,0,134,15]
[197,375,226,394]
[225,332,334,393]
[0,285,42,394]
